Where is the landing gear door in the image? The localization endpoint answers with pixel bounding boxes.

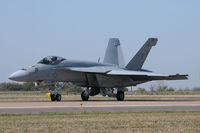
[86,74,99,87]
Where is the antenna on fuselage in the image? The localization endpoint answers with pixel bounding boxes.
[98,57,101,63]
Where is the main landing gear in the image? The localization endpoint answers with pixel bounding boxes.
[81,88,89,101]
[80,87,125,101]
[116,91,124,101]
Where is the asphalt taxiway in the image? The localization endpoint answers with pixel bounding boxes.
[0,99,200,114]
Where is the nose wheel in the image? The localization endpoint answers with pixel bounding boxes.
[50,94,62,102]
[49,83,64,102]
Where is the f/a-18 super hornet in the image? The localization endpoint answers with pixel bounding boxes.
[9,38,188,101]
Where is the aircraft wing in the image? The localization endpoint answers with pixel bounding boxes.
[107,70,188,81]
[54,67,188,81]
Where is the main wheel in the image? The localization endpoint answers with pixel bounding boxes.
[116,91,124,101]
[81,91,89,101]
[56,94,62,101]
[51,94,56,102]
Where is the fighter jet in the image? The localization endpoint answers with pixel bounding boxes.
[8,38,188,101]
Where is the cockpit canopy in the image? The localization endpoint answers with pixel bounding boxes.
[38,56,66,65]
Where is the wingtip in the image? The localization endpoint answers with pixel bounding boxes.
[147,38,158,46]
[169,74,189,80]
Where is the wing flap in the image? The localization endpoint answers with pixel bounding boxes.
[128,74,188,81]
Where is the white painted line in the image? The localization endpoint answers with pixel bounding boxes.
[0,104,200,109]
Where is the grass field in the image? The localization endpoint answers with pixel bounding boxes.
[0,111,200,133]
[0,91,200,133]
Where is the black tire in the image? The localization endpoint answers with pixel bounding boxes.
[116,91,124,101]
[51,94,56,102]
[81,91,89,101]
[56,94,62,102]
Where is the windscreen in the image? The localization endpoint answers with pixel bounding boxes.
[38,56,66,65]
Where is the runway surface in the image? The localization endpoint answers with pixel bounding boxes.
[0,99,200,114]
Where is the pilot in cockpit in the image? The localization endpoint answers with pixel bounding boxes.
[38,56,66,65]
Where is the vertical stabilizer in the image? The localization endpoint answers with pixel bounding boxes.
[103,38,125,68]
[126,38,158,70]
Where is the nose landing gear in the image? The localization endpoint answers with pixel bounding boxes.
[50,83,64,102]
[50,93,62,102]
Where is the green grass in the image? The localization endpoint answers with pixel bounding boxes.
[0,111,200,133]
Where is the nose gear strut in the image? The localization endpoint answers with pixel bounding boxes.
[50,82,65,102]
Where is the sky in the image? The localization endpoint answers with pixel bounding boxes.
[0,0,200,89]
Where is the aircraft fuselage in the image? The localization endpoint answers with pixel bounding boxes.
[9,60,142,88]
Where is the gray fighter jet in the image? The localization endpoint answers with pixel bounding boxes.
[8,38,188,101]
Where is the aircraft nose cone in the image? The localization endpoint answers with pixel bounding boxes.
[8,70,29,81]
